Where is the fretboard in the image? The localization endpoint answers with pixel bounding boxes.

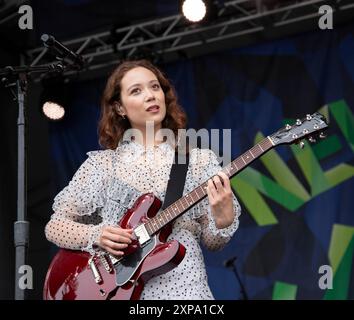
[144,137,274,235]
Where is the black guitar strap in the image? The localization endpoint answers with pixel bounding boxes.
[162,152,190,210]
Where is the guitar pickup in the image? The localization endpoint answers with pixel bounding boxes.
[133,224,150,246]
[88,256,102,284]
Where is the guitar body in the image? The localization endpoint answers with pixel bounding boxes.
[43,193,186,300]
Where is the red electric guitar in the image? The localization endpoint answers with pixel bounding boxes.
[43,112,328,300]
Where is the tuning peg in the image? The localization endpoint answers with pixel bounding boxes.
[319,132,326,139]
[285,124,291,130]
[299,141,305,149]
[296,119,302,125]
[306,114,312,120]
[308,136,316,143]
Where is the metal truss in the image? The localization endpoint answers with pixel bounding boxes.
[25,0,354,79]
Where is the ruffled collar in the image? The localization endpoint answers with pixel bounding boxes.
[116,138,175,162]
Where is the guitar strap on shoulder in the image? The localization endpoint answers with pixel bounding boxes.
[162,152,190,210]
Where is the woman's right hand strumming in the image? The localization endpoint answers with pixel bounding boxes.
[97,226,134,257]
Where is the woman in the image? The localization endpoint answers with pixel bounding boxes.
[45,59,241,299]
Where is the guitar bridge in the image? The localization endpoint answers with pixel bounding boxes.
[99,253,113,273]
[133,224,150,246]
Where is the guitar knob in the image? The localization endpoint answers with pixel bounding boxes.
[285,124,291,130]
[308,136,316,143]
[306,114,312,120]
[319,132,326,139]
[296,119,302,125]
[299,141,305,149]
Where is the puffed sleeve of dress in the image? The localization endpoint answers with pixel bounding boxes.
[44,150,113,255]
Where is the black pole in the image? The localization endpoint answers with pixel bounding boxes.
[13,73,29,300]
[224,256,249,300]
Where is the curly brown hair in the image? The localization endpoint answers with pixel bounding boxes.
[98,60,187,150]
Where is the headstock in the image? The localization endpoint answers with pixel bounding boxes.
[270,112,328,147]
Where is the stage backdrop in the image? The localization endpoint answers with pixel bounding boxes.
[47,23,354,300]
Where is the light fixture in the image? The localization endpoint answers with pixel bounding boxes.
[181,0,207,23]
[40,77,70,121]
[42,101,65,121]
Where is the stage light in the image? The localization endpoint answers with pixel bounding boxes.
[181,0,207,23]
[40,77,70,121]
[42,101,65,121]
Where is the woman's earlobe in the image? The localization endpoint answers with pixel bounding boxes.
[114,102,122,112]
[115,103,126,119]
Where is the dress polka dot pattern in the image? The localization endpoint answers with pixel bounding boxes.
[45,140,241,299]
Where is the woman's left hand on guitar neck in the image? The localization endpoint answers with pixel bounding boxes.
[206,171,235,229]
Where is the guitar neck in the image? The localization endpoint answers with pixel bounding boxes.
[144,137,274,235]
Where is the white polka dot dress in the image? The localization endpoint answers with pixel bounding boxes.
[45,140,241,300]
